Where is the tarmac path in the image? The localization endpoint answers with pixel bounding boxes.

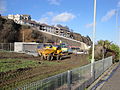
[101,63,120,90]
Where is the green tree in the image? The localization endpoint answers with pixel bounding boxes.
[92,40,120,61]
[97,40,104,45]
[110,44,120,60]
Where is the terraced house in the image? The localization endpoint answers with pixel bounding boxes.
[39,24,73,38]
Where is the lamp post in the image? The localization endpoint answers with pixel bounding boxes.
[116,8,120,60]
[116,8,119,45]
[91,0,97,76]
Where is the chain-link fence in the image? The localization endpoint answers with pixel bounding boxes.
[0,43,14,51]
[16,56,112,90]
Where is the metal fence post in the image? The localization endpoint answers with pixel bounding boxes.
[2,43,3,50]
[103,59,104,73]
[10,43,11,51]
[0,43,1,49]
[67,70,72,90]
[7,43,9,51]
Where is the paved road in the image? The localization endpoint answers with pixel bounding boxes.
[101,63,120,90]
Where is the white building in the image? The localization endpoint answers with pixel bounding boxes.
[8,15,14,20]
[8,14,31,24]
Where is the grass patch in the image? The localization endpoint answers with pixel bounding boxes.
[0,58,63,72]
[0,59,38,72]
[0,60,65,89]
[0,53,89,89]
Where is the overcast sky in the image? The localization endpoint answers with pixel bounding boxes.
[1,0,120,45]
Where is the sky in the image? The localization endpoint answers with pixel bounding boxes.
[0,0,120,45]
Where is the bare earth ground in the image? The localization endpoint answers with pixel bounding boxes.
[0,51,89,89]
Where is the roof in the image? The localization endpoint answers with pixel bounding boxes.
[22,20,38,25]
[56,25,70,31]
[40,23,58,29]
[22,15,31,17]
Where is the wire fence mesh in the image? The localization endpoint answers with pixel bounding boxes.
[16,56,112,90]
[0,43,14,51]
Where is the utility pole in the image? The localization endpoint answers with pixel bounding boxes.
[116,8,119,45]
[91,0,97,76]
[23,30,24,42]
[116,8,120,60]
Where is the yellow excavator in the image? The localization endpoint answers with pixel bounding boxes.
[37,44,64,60]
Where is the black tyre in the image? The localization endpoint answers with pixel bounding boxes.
[38,53,42,57]
[47,54,53,60]
[40,55,44,60]
[57,55,61,60]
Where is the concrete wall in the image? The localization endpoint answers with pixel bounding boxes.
[23,43,38,53]
[38,30,90,50]
[14,42,23,52]
[14,42,38,53]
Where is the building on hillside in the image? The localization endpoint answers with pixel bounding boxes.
[4,14,74,39]
[39,24,57,34]
[8,15,14,20]
[38,24,74,39]
[55,25,73,38]
[22,15,31,20]
[7,14,31,24]
[8,14,31,21]
[20,20,39,26]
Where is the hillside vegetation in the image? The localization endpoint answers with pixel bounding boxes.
[0,16,21,43]
[89,40,120,62]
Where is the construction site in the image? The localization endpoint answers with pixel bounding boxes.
[0,12,118,89]
[0,15,92,89]
[0,42,90,89]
